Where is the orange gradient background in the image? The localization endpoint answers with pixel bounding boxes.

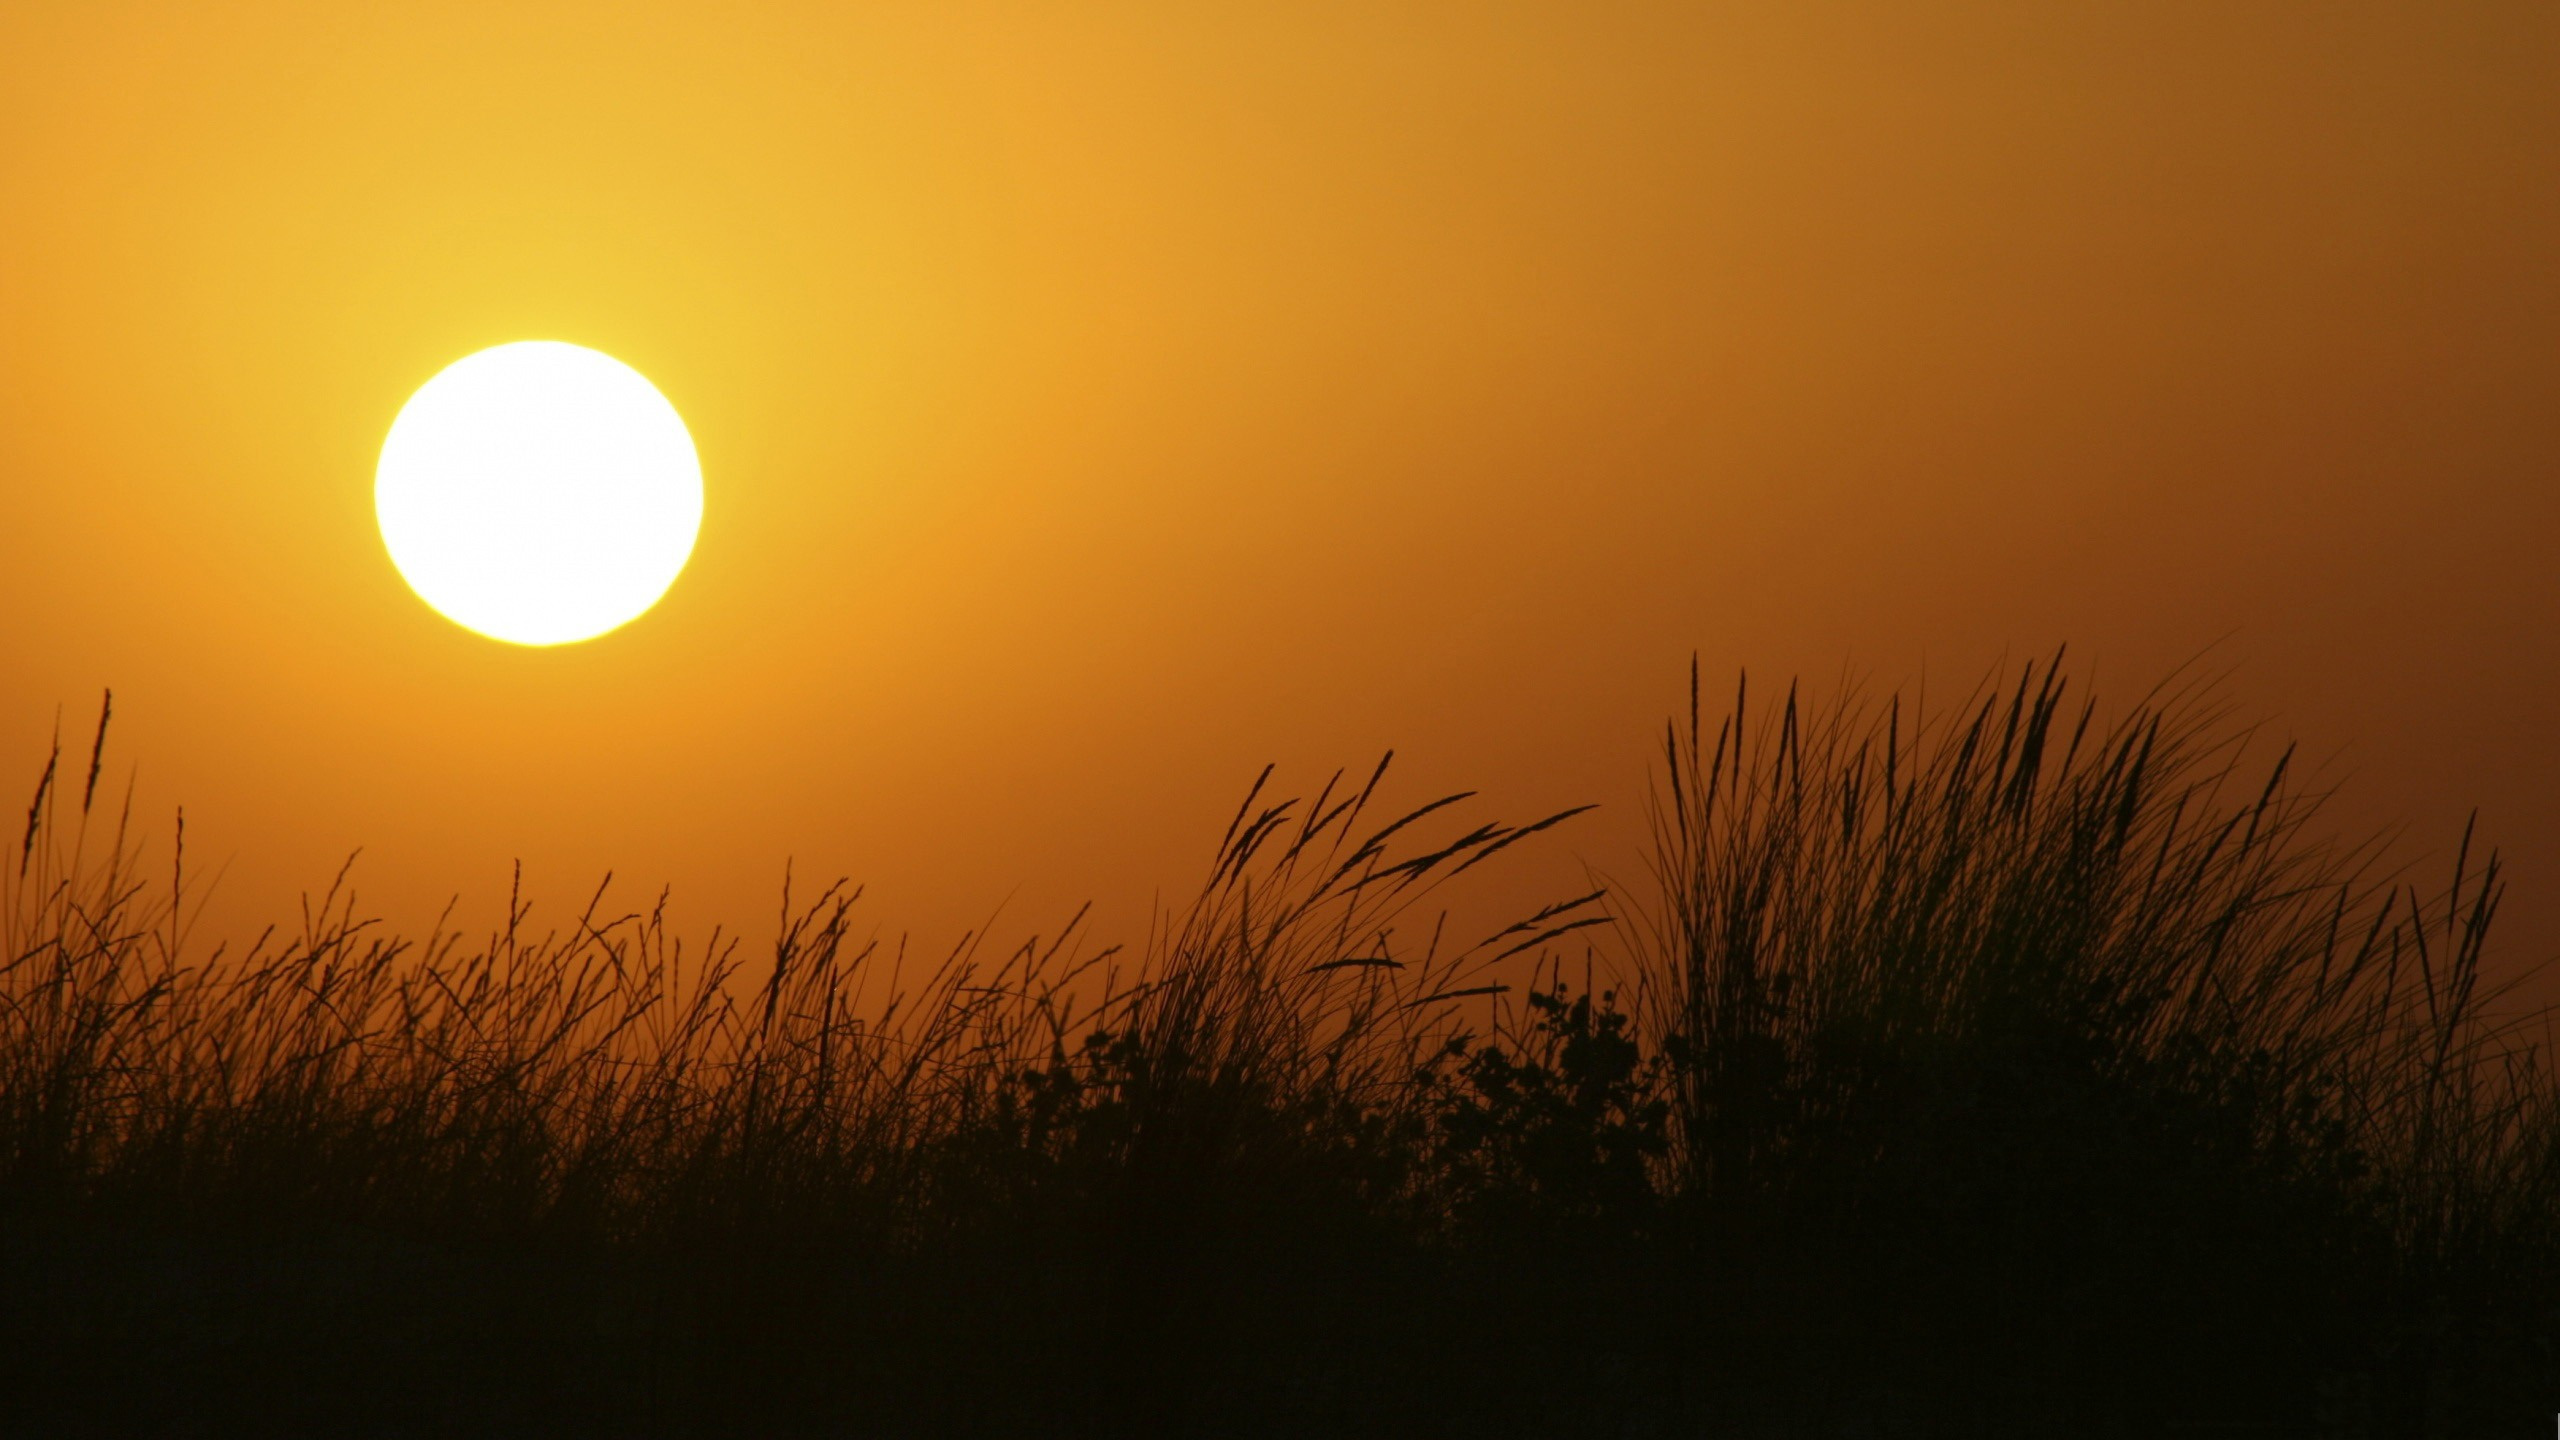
[2,2,2555,977]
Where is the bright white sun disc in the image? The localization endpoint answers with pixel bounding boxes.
[375,341,702,646]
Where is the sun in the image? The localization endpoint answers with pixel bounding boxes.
[375,341,703,646]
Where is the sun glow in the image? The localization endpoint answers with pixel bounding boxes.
[375,342,702,646]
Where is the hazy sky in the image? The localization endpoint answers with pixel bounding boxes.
[2,2,2554,983]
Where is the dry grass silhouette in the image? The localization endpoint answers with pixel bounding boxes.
[1,658,2552,1437]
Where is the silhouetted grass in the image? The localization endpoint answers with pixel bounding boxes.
[0,660,2551,1437]
[1620,661,2559,1432]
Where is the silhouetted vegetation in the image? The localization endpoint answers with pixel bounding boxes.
[1,659,2552,1437]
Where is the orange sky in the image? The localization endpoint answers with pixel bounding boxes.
[2,2,2556,980]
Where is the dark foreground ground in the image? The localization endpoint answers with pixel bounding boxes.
[1,1162,2548,1439]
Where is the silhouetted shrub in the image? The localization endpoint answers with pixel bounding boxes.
[1428,982,1669,1230]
